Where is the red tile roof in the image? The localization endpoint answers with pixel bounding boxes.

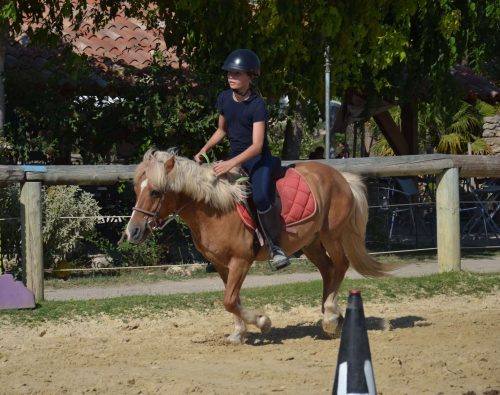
[6,8,180,77]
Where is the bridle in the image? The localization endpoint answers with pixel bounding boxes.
[132,193,191,232]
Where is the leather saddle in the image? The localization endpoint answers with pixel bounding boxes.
[236,166,317,244]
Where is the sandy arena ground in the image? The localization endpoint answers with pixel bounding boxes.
[1,292,499,395]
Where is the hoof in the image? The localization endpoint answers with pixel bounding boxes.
[321,314,343,338]
[226,333,246,345]
[257,315,272,334]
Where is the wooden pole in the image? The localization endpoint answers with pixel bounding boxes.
[360,121,366,157]
[436,168,461,272]
[1,156,496,288]
[0,156,497,184]
[20,182,44,302]
[352,122,358,158]
[324,46,331,159]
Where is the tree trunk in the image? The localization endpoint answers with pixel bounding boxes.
[352,122,358,158]
[360,121,366,157]
[0,23,7,137]
[401,99,419,154]
[281,118,302,160]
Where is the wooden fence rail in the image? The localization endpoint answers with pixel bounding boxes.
[1,154,499,302]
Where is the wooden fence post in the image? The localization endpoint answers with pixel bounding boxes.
[436,167,461,272]
[20,181,44,302]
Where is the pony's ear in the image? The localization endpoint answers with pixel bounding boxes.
[164,155,175,173]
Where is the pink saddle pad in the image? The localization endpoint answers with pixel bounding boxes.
[236,167,316,231]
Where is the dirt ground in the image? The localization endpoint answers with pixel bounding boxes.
[1,292,499,395]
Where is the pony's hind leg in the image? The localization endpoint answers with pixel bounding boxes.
[319,235,350,336]
[302,237,348,337]
[223,258,272,344]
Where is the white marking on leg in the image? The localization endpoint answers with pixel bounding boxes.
[322,292,341,335]
[226,314,247,345]
[256,314,272,334]
[240,306,272,334]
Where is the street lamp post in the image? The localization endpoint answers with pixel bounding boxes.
[324,46,331,158]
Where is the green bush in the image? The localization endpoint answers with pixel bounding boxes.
[42,185,101,268]
[0,137,16,165]
[113,220,204,267]
[0,184,22,273]
[116,237,163,267]
[1,184,102,271]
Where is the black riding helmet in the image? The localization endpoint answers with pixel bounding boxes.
[222,49,261,76]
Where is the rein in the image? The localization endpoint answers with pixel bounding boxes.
[200,152,249,184]
[132,197,191,232]
[130,153,246,234]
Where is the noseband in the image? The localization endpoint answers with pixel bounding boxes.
[132,194,190,232]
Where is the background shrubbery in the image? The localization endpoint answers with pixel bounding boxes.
[0,182,208,275]
[0,184,22,274]
[0,184,101,273]
[42,185,101,267]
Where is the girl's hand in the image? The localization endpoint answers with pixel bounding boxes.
[194,152,205,164]
[212,160,234,177]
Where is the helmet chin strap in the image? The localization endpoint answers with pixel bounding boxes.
[232,88,251,97]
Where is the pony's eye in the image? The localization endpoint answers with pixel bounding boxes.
[150,190,162,199]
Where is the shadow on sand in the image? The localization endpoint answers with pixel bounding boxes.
[243,315,428,346]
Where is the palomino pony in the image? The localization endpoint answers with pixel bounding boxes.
[126,149,390,344]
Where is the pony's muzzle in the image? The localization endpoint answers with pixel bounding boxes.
[126,222,148,244]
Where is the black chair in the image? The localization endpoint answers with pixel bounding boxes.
[461,178,500,241]
[379,178,419,244]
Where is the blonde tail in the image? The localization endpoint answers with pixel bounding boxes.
[341,172,392,277]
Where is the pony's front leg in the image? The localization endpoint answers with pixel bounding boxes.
[227,315,247,345]
[223,259,272,345]
[226,305,272,345]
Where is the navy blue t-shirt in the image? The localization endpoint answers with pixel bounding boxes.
[216,89,270,158]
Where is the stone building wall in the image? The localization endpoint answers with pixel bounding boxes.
[483,115,500,155]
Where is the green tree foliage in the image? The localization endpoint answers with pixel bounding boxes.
[346,1,498,111]
[436,101,496,154]
[2,1,498,160]
[0,0,151,135]
[150,1,499,157]
[152,1,498,105]
[3,47,102,163]
[3,49,221,163]
[369,99,497,155]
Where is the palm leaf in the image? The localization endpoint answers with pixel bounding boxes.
[437,132,467,154]
[470,137,491,155]
[447,104,482,137]
[475,100,498,117]
[371,137,395,156]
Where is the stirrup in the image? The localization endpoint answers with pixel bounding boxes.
[269,247,290,271]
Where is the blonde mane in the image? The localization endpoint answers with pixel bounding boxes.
[134,149,249,212]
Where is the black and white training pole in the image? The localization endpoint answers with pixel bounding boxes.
[332,290,376,395]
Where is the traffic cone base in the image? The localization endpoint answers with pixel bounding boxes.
[336,360,376,395]
[332,290,376,395]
